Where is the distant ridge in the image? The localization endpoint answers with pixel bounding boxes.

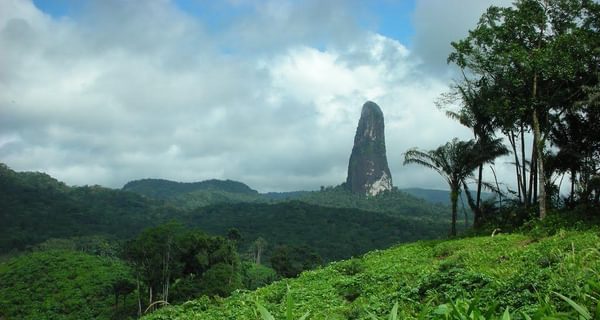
[401,188,494,206]
[122,178,258,199]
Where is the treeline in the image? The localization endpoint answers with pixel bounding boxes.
[405,0,600,235]
[0,163,183,254]
[184,200,450,263]
[0,224,281,319]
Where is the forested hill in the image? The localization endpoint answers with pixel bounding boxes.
[123,178,259,199]
[401,188,494,206]
[122,177,454,220]
[183,201,450,262]
[0,164,452,262]
[0,164,182,254]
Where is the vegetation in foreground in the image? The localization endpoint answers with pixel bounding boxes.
[143,223,600,319]
[0,250,136,319]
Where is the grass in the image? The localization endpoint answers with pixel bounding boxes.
[142,227,600,319]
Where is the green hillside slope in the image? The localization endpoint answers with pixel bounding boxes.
[183,201,450,263]
[0,164,181,253]
[0,250,135,319]
[144,229,600,319]
[122,178,453,221]
[0,164,452,264]
[401,188,494,206]
[123,178,259,199]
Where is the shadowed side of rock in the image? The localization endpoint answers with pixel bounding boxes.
[345,101,393,196]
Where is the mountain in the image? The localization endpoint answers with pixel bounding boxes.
[143,229,600,319]
[0,164,453,262]
[123,178,258,199]
[346,101,393,196]
[0,164,182,254]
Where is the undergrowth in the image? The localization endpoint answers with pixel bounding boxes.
[143,225,600,320]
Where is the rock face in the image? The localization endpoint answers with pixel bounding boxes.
[346,101,393,196]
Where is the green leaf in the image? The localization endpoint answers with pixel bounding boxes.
[553,292,591,320]
[367,311,380,320]
[389,302,399,320]
[286,284,293,320]
[501,307,511,320]
[256,303,275,320]
[519,311,532,320]
[298,311,311,320]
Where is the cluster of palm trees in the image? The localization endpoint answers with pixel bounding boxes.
[404,0,600,236]
[403,138,507,237]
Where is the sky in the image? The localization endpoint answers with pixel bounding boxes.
[0,0,516,192]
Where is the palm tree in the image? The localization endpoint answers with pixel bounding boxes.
[404,138,480,236]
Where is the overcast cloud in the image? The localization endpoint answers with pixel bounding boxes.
[0,0,516,192]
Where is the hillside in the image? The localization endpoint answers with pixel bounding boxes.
[0,250,136,319]
[0,164,182,254]
[144,228,600,319]
[0,165,453,264]
[123,178,259,199]
[182,201,450,262]
[402,188,494,206]
[122,177,454,220]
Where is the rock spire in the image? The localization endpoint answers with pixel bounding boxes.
[345,101,393,196]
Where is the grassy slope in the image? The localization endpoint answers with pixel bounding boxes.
[0,250,135,319]
[144,229,600,319]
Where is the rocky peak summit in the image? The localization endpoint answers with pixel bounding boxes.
[345,101,393,196]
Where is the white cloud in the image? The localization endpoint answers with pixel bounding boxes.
[412,0,513,76]
[0,0,507,192]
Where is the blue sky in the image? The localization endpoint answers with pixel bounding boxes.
[32,0,417,47]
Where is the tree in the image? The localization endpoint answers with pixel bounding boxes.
[448,0,600,219]
[439,79,509,226]
[403,138,482,236]
[251,237,268,265]
[227,228,242,243]
[124,223,242,312]
[123,222,182,313]
[270,245,322,278]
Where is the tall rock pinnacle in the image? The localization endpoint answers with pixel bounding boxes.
[345,101,393,196]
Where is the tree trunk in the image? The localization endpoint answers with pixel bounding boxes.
[528,145,536,205]
[137,276,142,317]
[490,165,502,206]
[532,77,547,219]
[509,131,523,203]
[570,168,576,205]
[462,181,479,228]
[476,164,483,209]
[450,187,458,237]
[521,124,528,205]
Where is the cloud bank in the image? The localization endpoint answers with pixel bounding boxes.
[0,0,514,192]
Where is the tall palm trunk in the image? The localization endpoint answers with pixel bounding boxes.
[474,164,483,227]
[450,187,459,237]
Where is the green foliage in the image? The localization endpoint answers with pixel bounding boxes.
[124,223,242,308]
[270,245,322,278]
[143,229,600,320]
[187,201,450,264]
[241,261,279,290]
[0,164,184,254]
[297,187,452,220]
[123,178,259,199]
[0,164,451,266]
[0,250,136,319]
